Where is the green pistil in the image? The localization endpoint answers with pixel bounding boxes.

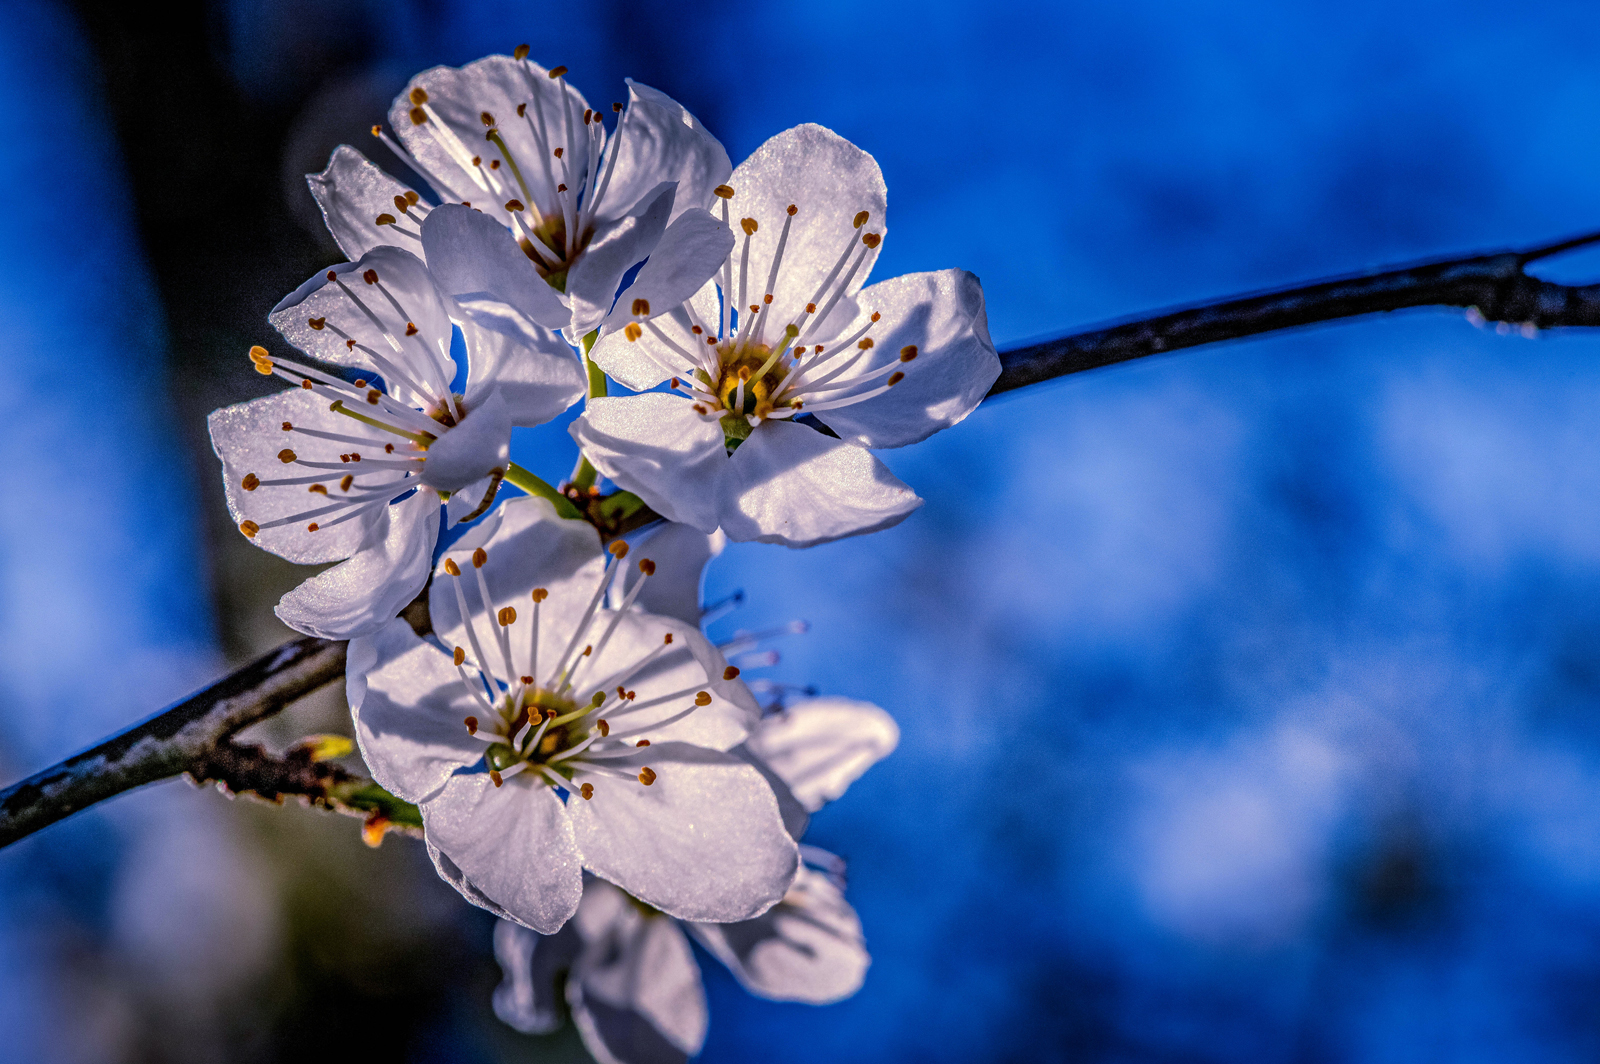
[330,400,434,445]
[485,129,534,205]
[723,414,753,451]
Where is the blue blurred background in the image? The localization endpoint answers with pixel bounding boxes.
[5,0,1600,1060]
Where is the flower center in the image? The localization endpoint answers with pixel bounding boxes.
[382,58,627,297]
[619,191,916,449]
[442,541,730,799]
[235,263,475,539]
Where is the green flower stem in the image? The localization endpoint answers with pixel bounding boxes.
[573,329,606,492]
[505,462,583,520]
[328,779,423,831]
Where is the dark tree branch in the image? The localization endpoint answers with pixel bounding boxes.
[0,636,345,848]
[988,229,1600,396]
[189,737,422,842]
[5,228,1600,851]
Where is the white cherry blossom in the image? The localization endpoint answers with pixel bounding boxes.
[209,247,584,639]
[310,51,733,336]
[346,496,798,933]
[571,123,1000,547]
[492,697,898,1062]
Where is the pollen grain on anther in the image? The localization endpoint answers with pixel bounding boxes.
[531,587,549,602]
[444,557,462,577]
[901,345,919,361]
[723,665,741,680]
[638,558,656,576]
[278,448,297,463]
[239,520,259,538]
[464,715,478,734]
[241,473,260,491]
[472,547,488,568]
[694,691,712,706]
[579,783,594,799]
[596,719,610,737]
[453,646,466,666]
[497,606,517,627]
[609,541,630,558]
[635,739,651,748]
[637,767,657,786]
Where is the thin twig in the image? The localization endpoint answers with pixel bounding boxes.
[5,228,1600,850]
[989,229,1600,396]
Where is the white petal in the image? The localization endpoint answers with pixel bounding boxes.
[719,420,921,546]
[807,270,999,449]
[422,770,584,933]
[275,486,440,639]
[571,395,728,533]
[428,496,605,666]
[598,208,735,334]
[566,183,675,334]
[723,124,886,330]
[458,298,585,426]
[735,747,810,841]
[688,866,868,1005]
[588,301,702,392]
[443,472,497,527]
[416,388,511,493]
[492,918,581,1035]
[746,697,899,811]
[347,617,483,802]
[612,522,720,625]
[430,840,524,922]
[593,80,731,225]
[207,389,394,564]
[392,55,587,211]
[270,247,458,406]
[307,145,417,261]
[570,881,706,1062]
[568,743,798,922]
[570,612,750,750]
[420,203,570,329]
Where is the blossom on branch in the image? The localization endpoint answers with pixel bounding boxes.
[312,51,733,336]
[207,246,584,639]
[346,497,798,933]
[571,124,1000,547]
[492,696,899,1062]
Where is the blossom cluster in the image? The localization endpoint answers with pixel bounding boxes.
[208,48,995,1060]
